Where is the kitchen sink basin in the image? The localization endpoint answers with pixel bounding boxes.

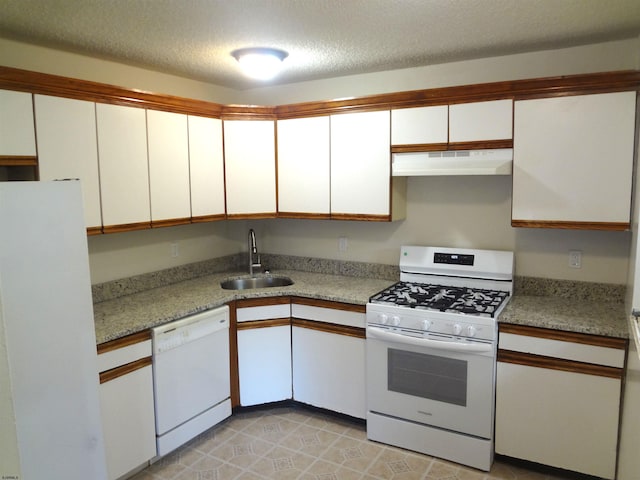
[220,276,294,290]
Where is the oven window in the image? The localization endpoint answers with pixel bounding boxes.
[388,348,467,406]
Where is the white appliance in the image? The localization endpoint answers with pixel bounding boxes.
[366,245,514,471]
[0,181,107,480]
[618,108,640,479]
[392,149,513,176]
[152,306,231,456]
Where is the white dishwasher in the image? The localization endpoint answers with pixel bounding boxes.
[152,305,231,456]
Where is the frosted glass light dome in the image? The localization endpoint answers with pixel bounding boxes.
[231,47,288,81]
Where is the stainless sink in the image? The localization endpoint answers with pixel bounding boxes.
[220,276,294,290]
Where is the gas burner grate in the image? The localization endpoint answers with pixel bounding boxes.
[369,281,510,318]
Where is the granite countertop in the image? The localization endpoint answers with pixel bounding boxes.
[500,296,628,339]
[93,270,393,344]
[93,267,630,344]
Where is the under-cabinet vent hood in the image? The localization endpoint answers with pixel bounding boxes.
[392,148,513,176]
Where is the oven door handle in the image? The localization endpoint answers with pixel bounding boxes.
[367,327,493,353]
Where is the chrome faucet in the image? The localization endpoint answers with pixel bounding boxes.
[248,229,261,276]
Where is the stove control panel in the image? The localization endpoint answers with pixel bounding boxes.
[434,252,474,266]
[367,304,497,342]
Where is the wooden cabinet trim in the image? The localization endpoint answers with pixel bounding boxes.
[226,212,278,220]
[102,221,152,234]
[97,329,152,355]
[236,318,291,330]
[292,318,365,339]
[499,323,627,349]
[277,212,332,220]
[0,155,38,166]
[191,213,227,223]
[291,296,366,313]
[99,356,152,384]
[330,213,391,222]
[0,66,223,117]
[498,349,623,379]
[511,219,630,231]
[391,140,513,153]
[4,67,637,125]
[151,217,192,228]
[236,296,291,308]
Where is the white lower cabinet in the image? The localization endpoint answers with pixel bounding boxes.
[495,324,626,479]
[236,299,292,406]
[291,299,366,419]
[98,333,156,480]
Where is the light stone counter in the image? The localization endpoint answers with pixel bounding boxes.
[500,296,628,338]
[93,270,393,344]
[92,256,629,344]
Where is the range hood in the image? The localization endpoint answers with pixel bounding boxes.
[392,148,513,176]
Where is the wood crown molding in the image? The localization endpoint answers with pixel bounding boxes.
[2,66,638,121]
[0,66,223,117]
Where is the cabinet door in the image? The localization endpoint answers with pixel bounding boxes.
[188,115,225,219]
[292,326,366,419]
[277,116,330,216]
[330,110,391,217]
[96,104,150,229]
[0,89,36,156]
[34,95,102,230]
[147,109,191,223]
[391,105,448,145]
[99,366,156,480]
[512,91,635,228]
[223,120,276,216]
[449,99,512,142]
[237,325,292,406]
[495,361,620,479]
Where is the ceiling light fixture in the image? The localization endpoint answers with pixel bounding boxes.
[231,47,288,81]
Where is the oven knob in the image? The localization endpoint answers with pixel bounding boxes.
[391,315,401,326]
[467,325,477,337]
[452,323,462,335]
[421,319,431,331]
[378,314,389,324]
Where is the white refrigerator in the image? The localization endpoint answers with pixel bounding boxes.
[0,181,107,479]
[619,100,640,479]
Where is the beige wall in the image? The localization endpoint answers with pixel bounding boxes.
[2,37,638,285]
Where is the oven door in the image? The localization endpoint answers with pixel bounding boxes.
[366,326,496,439]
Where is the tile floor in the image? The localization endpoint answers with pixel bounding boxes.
[132,404,579,480]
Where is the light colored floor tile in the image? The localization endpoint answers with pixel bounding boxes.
[135,405,580,480]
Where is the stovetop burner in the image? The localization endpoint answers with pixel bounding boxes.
[369,281,510,317]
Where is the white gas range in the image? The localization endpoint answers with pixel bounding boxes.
[366,245,514,471]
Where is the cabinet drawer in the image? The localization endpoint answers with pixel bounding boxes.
[97,331,152,373]
[499,332,625,368]
[237,303,291,322]
[291,303,365,329]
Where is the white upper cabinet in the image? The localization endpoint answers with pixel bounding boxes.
[449,99,513,142]
[331,110,401,218]
[96,103,150,228]
[146,109,191,223]
[188,115,225,219]
[34,95,102,230]
[391,105,448,145]
[512,91,636,228]
[223,120,276,216]
[277,116,330,216]
[0,89,36,156]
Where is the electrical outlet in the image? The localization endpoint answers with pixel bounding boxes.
[170,242,179,258]
[338,236,348,252]
[569,250,582,268]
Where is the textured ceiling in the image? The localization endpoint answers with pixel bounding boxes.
[1,0,640,90]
